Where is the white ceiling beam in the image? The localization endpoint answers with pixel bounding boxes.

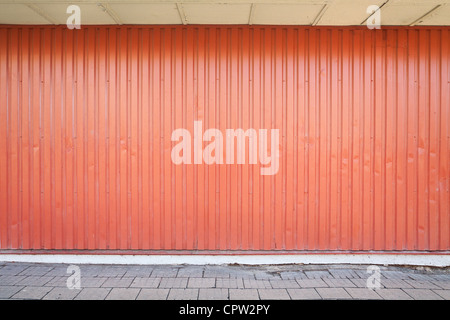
[97,3,122,24]
[360,0,390,25]
[248,3,255,25]
[176,3,188,25]
[25,3,58,24]
[311,2,330,26]
[409,4,443,26]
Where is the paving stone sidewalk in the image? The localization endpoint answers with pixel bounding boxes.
[0,262,449,300]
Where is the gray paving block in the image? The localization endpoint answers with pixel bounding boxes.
[203,267,231,278]
[79,265,105,277]
[431,280,450,289]
[296,278,328,288]
[243,279,272,289]
[131,277,161,288]
[15,276,54,286]
[328,269,359,279]
[42,287,81,300]
[216,278,244,289]
[101,278,133,288]
[187,278,215,288]
[0,275,26,285]
[18,266,54,276]
[345,288,383,300]
[75,288,111,300]
[123,266,153,278]
[258,289,290,300]
[78,277,108,288]
[287,288,321,300]
[323,278,356,288]
[381,271,410,280]
[279,271,307,280]
[177,266,204,278]
[407,273,435,281]
[404,280,441,289]
[431,274,450,281]
[269,279,301,289]
[229,289,259,300]
[12,286,53,300]
[106,288,140,300]
[137,288,170,300]
[254,271,281,280]
[44,266,71,277]
[167,288,199,300]
[375,289,413,300]
[151,267,179,278]
[0,286,24,299]
[198,288,229,300]
[349,278,369,288]
[0,264,29,276]
[304,270,333,279]
[381,279,413,289]
[44,276,70,287]
[316,288,352,300]
[159,277,188,288]
[402,289,444,300]
[433,290,450,300]
[229,271,256,279]
[96,266,128,278]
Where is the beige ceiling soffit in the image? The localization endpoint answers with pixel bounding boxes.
[97,3,122,24]
[409,4,443,26]
[25,3,58,24]
[176,3,188,25]
[360,0,390,26]
[311,2,330,26]
[248,3,255,25]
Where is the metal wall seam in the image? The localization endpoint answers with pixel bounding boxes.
[0,26,448,251]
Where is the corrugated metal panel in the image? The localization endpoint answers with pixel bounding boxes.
[0,26,449,251]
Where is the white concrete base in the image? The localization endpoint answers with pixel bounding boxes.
[0,254,449,267]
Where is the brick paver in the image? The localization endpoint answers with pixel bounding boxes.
[296,278,328,288]
[258,289,290,300]
[243,279,272,289]
[12,286,53,299]
[344,288,383,300]
[376,288,413,300]
[42,287,81,300]
[0,261,447,300]
[316,288,352,299]
[402,289,444,300]
[404,280,441,289]
[328,269,359,279]
[136,288,170,300]
[0,286,23,299]
[187,278,216,288]
[167,288,199,300]
[229,289,259,300]
[159,277,188,288]
[323,278,356,288]
[269,279,300,289]
[287,288,321,300]
[433,290,450,300]
[131,277,161,288]
[101,278,133,288]
[216,278,244,289]
[304,270,332,279]
[74,288,111,300]
[106,288,141,300]
[198,288,229,300]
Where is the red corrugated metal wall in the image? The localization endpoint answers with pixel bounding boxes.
[0,26,449,251]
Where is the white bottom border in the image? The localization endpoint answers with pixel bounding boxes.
[0,254,449,267]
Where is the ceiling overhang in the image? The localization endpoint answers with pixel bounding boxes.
[0,0,449,26]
